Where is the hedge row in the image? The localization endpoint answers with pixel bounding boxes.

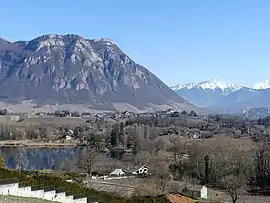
[0,168,170,203]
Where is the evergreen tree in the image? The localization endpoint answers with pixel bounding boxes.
[119,122,125,145]
[110,127,118,147]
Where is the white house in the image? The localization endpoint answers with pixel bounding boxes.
[65,135,73,141]
[110,169,126,176]
[192,133,200,139]
[132,165,149,175]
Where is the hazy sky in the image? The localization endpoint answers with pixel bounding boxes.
[1,0,269,87]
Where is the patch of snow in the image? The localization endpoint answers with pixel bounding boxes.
[252,80,270,90]
[94,38,115,45]
[171,78,242,92]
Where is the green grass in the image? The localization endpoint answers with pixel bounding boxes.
[0,195,59,203]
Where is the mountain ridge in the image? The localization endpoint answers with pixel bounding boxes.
[0,34,199,113]
[171,79,270,113]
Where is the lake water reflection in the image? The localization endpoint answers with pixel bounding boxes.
[0,146,84,170]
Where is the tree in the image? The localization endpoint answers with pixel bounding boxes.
[189,111,197,117]
[87,133,103,151]
[143,125,149,140]
[134,151,152,166]
[119,122,125,145]
[60,159,74,172]
[171,111,180,117]
[219,174,246,203]
[151,153,171,194]
[181,111,187,116]
[204,155,210,184]
[0,154,6,168]
[17,143,28,171]
[78,147,98,177]
[110,126,119,147]
[169,136,186,163]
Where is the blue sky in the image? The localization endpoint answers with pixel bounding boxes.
[1,0,270,87]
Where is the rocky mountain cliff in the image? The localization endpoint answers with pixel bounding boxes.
[0,34,195,112]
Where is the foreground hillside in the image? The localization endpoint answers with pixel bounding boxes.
[0,34,197,112]
[0,168,170,203]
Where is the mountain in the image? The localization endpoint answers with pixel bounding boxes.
[171,79,242,107]
[253,80,270,90]
[0,34,197,112]
[171,78,270,114]
[207,87,260,113]
[244,107,270,119]
[208,86,270,114]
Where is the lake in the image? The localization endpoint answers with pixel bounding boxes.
[0,146,84,170]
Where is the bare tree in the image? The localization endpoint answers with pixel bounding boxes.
[78,147,98,177]
[134,151,152,167]
[60,158,76,172]
[17,142,28,171]
[220,174,246,203]
[169,136,187,163]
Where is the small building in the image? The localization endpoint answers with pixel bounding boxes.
[65,135,73,141]
[191,133,200,139]
[183,185,207,199]
[166,109,174,114]
[110,169,126,176]
[132,165,149,175]
[10,115,20,121]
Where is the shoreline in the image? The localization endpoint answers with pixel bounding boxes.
[0,140,80,148]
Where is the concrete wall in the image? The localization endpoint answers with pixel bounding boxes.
[44,190,56,201]
[73,197,87,203]
[0,182,88,203]
[64,195,74,203]
[30,189,44,199]
[53,192,66,202]
[17,186,32,197]
[0,183,19,195]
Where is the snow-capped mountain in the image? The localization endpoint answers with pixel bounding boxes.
[171,78,242,93]
[170,79,243,108]
[172,78,270,113]
[252,80,270,90]
[170,77,270,113]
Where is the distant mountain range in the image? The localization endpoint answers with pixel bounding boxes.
[0,34,199,113]
[171,78,270,114]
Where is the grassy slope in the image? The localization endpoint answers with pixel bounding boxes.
[0,195,58,203]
